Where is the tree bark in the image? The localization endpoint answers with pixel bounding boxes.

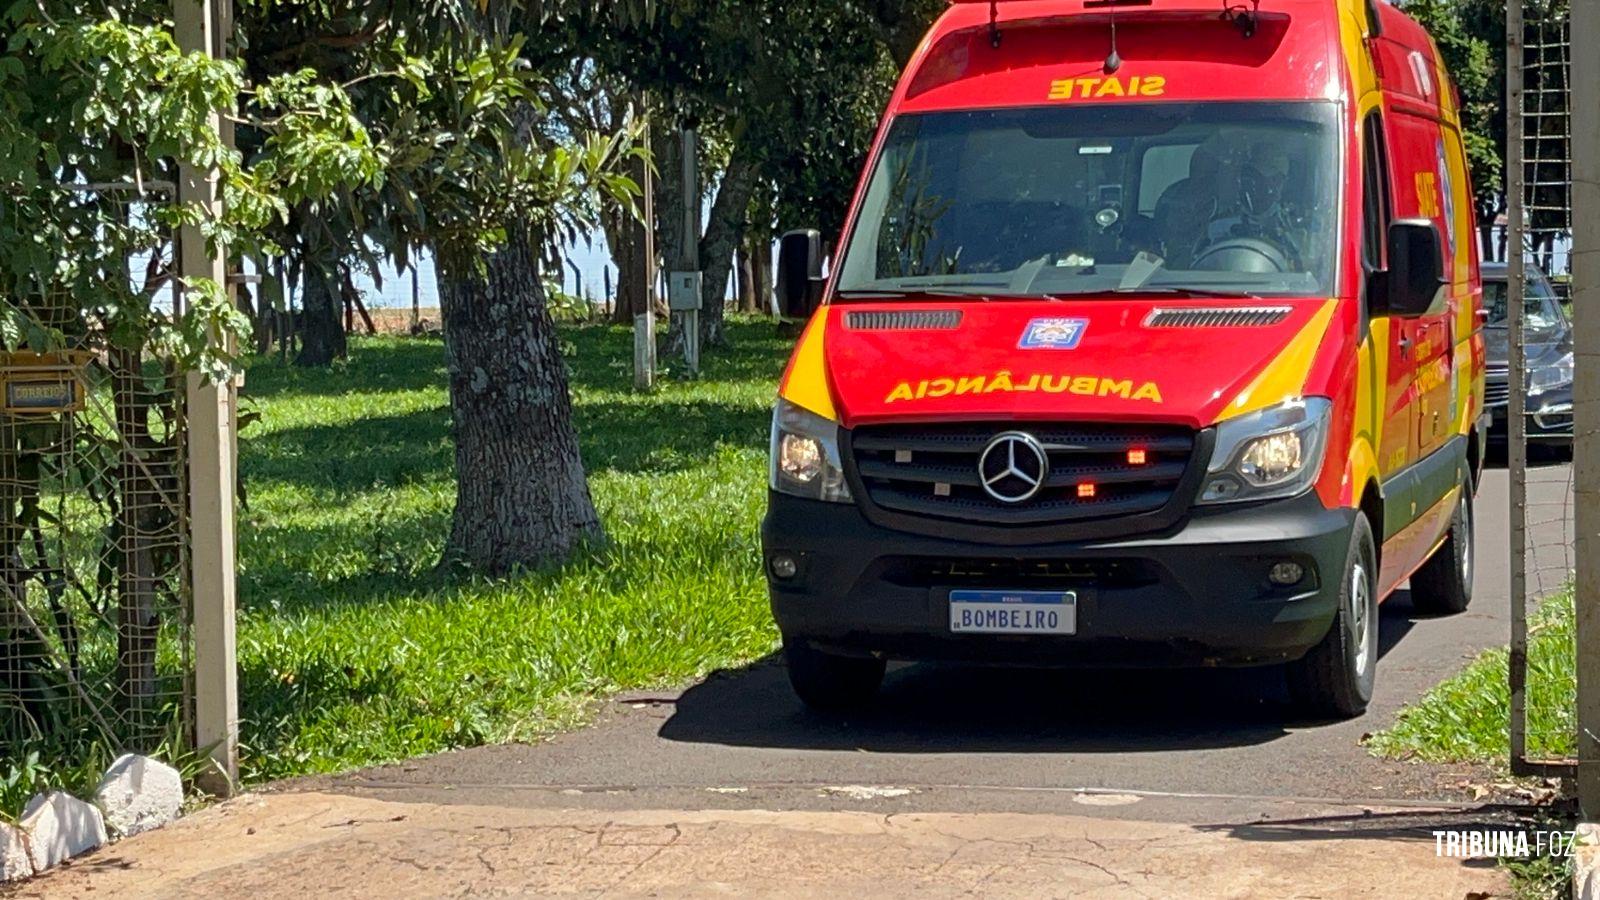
[661,134,761,352]
[295,253,345,366]
[653,121,687,291]
[603,161,651,326]
[752,234,773,316]
[692,138,761,346]
[436,222,602,574]
[737,240,756,313]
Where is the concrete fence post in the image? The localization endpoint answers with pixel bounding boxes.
[174,0,239,795]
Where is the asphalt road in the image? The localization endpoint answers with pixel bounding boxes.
[316,460,1574,825]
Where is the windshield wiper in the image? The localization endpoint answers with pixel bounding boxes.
[835,287,1022,300]
[1095,287,1265,300]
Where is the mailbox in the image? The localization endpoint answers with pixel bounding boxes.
[0,351,92,415]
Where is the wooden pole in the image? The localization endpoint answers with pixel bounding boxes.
[634,95,656,390]
[174,0,238,796]
[1570,0,1600,818]
[680,127,700,375]
[281,258,295,362]
[410,264,421,334]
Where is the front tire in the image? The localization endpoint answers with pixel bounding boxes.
[1409,477,1474,615]
[1287,514,1378,718]
[783,638,885,712]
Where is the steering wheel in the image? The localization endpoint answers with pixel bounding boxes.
[1192,237,1292,274]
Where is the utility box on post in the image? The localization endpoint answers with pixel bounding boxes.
[668,271,703,312]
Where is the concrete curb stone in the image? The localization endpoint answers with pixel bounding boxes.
[19,792,106,873]
[0,823,32,882]
[1575,823,1599,900]
[94,753,183,838]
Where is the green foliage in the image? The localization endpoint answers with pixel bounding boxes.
[1367,588,1575,762]
[0,744,114,825]
[231,2,645,308]
[1405,0,1506,219]
[585,0,941,244]
[0,1,384,374]
[233,320,787,779]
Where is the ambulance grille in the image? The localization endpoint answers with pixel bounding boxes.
[848,422,1198,527]
[844,310,963,331]
[1144,307,1292,328]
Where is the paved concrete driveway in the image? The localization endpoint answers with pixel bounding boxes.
[312,462,1572,819]
[13,464,1566,899]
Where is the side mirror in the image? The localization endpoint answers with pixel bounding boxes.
[777,229,824,320]
[1374,219,1446,318]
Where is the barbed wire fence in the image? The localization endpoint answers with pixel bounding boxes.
[0,185,194,792]
[1508,0,1579,775]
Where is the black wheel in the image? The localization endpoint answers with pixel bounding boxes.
[1409,476,1474,615]
[782,637,885,712]
[1287,514,1378,719]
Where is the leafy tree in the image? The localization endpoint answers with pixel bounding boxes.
[0,0,380,743]
[1406,0,1505,254]
[586,0,944,346]
[231,1,647,572]
[418,8,645,573]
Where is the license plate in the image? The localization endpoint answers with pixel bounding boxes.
[948,590,1077,635]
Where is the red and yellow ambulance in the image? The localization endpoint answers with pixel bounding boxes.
[763,0,1485,717]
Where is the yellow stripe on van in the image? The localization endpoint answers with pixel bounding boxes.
[780,307,839,422]
[1218,300,1338,421]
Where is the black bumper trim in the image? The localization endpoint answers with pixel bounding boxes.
[762,490,1356,667]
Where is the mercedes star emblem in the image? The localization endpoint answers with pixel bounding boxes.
[977,431,1049,503]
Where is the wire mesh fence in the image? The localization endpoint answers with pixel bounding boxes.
[1508,0,1578,773]
[0,187,193,786]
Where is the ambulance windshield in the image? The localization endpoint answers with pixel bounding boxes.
[834,101,1340,299]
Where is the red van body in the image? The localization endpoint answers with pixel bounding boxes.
[763,0,1485,717]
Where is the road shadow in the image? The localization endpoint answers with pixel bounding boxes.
[1195,803,1557,868]
[659,600,1420,755]
[1484,441,1572,469]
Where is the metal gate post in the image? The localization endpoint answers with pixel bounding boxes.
[174,0,240,795]
[1571,0,1600,820]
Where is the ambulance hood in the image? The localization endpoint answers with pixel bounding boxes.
[812,298,1337,430]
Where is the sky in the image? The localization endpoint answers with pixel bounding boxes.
[347,235,618,310]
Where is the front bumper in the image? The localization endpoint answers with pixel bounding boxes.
[762,491,1355,668]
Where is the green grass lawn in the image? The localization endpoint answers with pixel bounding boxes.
[234,319,790,782]
[1366,588,1575,763]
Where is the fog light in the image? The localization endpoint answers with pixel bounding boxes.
[1268,561,1305,586]
[770,553,799,580]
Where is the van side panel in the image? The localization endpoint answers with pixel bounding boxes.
[1386,108,1455,458]
[1330,0,1388,515]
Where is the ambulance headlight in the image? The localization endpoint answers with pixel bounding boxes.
[770,398,852,503]
[1199,398,1331,505]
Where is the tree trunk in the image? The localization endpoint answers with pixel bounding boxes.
[737,240,756,313]
[296,254,345,366]
[753,234,773,316]
[436,222,602,574]
[603,199,648,325]
[254,253,281,355]
[693,138,761,346]
[653,121,687,291]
